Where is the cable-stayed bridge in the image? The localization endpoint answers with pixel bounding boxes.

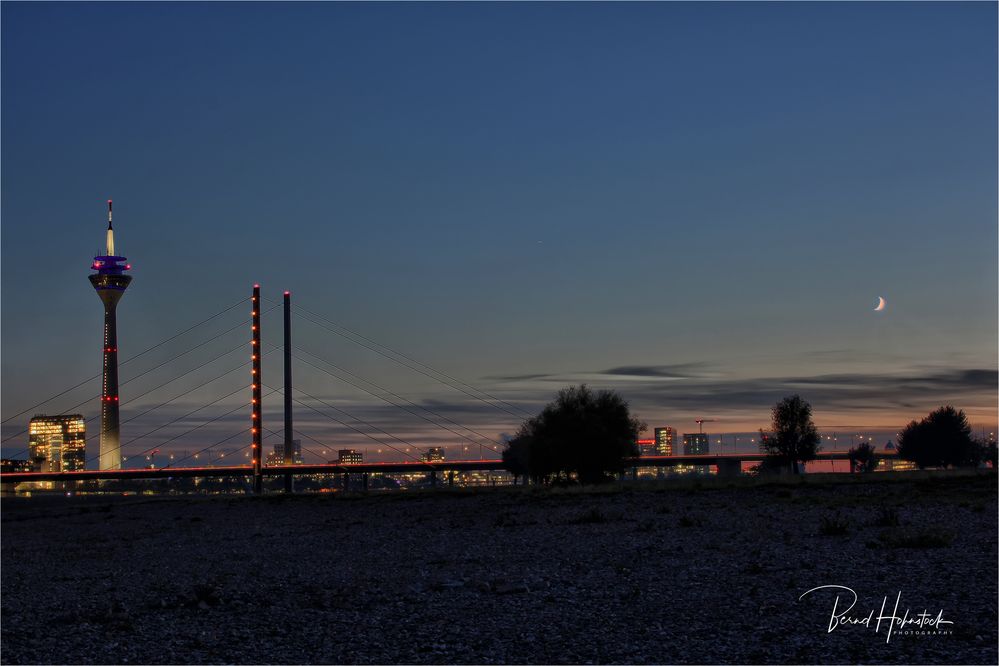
[1,285,536,489]
[0,286,899,491]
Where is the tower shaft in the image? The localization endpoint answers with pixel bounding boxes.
[90,276,130,469]
[99,300,122,470]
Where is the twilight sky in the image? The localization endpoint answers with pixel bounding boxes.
[2,2,996,464]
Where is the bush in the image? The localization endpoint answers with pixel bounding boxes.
[503,385,644,485]
[872,507,900,527]
[897,406,977,468]
[819,514,850,536]
[677,515,701,528]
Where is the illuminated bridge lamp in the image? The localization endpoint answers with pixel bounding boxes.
[88,199,132,470]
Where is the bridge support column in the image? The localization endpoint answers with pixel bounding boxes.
[632,467,638,481]
[448,471,455,487]
[363,473,369,491]
[283,291,294,495]
[716,458,742,478]
[430,470,437,488]
[251,285,263,495]
[342,472,349,492]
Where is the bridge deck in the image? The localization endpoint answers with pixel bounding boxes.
[0,451,894,483]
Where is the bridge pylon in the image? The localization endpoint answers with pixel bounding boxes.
[251,285,263,494]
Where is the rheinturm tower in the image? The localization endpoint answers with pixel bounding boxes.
[89,200,132,470]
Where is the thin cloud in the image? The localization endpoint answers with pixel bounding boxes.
[602,363,709,379]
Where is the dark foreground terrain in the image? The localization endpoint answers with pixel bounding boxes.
[2,472,997,665]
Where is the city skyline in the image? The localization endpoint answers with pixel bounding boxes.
[2,2,996,464]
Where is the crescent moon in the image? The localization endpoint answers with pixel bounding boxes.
[874,296,886,311]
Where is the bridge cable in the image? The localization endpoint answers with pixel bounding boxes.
[162,386,281,469]
[1,298,246,424]
[294,344,508,451]
[282,301,532,419]
[258,425,331,466]
[2,339,252,459]
[1,319,246,447]
[1,304,278,452]
[291,347,504,455]
[100,384,249,467]
[113,356,279,467]
[262,382,426,465]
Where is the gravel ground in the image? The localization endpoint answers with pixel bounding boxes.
[2,473,996,665]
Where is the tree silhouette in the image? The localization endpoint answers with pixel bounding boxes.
[759,395,820,474]
[848,442,877,473]
[501,436,531,484]
[503,385,643,485]
[897,406,976,469]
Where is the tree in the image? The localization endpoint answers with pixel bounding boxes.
[759,395,820,474]
[501,436,531,484]
[897,406,976,469]
[848,442,877,473]
[503,385,644,485]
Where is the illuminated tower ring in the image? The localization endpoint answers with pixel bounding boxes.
[88,200,132,470]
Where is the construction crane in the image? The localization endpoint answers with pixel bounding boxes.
[694,419,716,433]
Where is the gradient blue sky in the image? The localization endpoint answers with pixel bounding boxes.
[2,2,996,463]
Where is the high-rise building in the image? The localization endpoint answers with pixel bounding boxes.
[683,433,709,455]
[337,449,363,465]
[266,439,302,466]
[88,201,131,470]
[421,447,445,463]
[654,427,674,456]
[28,415,86,472]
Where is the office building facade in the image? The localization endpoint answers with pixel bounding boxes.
[266,439,302,466]
[28,414,86,472]
[683,433,709,455]
[421,447,445,463]
[654,427,675,456]
[337,449,363,465]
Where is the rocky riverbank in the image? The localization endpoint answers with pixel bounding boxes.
[2,472,996,664]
